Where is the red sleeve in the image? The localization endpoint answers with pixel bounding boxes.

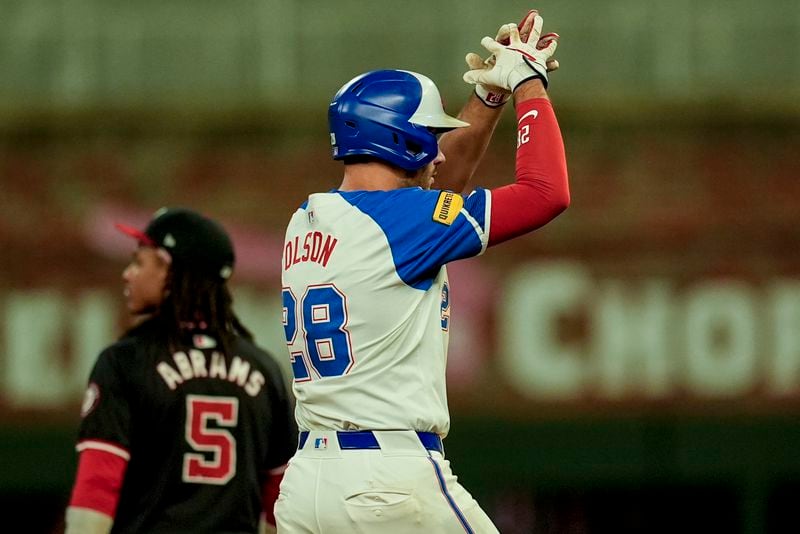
[488,98,570,246]
[69,446,128,517]
[261,467,285,527]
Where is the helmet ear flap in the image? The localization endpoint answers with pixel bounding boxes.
[404,135,423,158]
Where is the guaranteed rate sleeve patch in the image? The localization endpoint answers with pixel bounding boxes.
[432,191,463,225]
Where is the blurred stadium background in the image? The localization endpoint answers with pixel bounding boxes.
[1,0,799,532]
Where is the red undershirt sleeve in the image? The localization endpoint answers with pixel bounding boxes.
[69,447,128,518]
[488,98,570,246]
[262,466,286,527]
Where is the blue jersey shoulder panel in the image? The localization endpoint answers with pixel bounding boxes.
[338,188,486,290]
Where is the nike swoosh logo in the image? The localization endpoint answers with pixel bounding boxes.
[518,109,539,124]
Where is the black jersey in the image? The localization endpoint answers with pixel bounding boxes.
[76,318,296,534]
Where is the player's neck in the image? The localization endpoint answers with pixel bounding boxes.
[339,161,410,191]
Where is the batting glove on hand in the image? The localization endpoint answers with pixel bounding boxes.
[466,10,540,107]
[463,14,558,94]
[496,11,560,75]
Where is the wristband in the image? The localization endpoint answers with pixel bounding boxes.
[474,84,510,108]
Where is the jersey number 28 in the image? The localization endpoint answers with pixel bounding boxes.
[282,284,354,382]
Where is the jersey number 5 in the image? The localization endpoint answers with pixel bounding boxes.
[182,395,239,485]
[282,284,354,382]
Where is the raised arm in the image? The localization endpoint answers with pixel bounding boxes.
[489,79,569,245]
[434,94,504,193]
[434,10,545,194]
[461,14,569,245]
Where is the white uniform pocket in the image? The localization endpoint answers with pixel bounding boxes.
[344,489,421,527]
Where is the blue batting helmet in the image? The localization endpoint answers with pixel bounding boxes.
[328,70,469,171]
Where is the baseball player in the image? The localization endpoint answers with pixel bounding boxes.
[65,207,297,534]
[276,10,568,534]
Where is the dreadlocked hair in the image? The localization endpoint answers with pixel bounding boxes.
[159,263,253,355]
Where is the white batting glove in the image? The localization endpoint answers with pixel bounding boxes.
[541,36,560,72]
[466,10,540,107]
[497,11,561,74]
[466,53,509,107]
[463,15,558,93]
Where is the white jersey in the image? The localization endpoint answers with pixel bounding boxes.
[281,187,490,437]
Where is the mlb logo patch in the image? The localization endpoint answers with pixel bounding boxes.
[314,437,328,449]
[193,334,217,349]
[80,383,101,418]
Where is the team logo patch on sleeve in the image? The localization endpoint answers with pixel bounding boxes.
[80,382,101,418]
[432,191,463,226]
